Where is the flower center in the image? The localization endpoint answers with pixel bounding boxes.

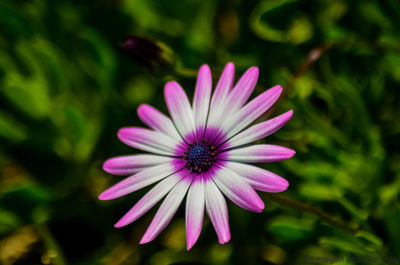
[184,139,217,173]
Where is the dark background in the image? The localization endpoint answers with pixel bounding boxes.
[0,0,399,264]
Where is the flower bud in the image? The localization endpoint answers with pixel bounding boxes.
[119,36,174,73]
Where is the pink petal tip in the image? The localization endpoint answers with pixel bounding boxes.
[287,149,296,158]
[199,64,210,71]
[139,236,152,245]
[164,80,180,95]
[218,233,231,244]
[114,221,126,228]
[98,192,109,201]
[186,239,196,251]
[271,84,283,94]
[279,179,290,192]
[117,128,129,141]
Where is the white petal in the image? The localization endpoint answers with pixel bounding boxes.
[225,66,259,114]
[103,154,173,176]
[118,127,181,156]
[205,66,259,145]
[204,176,231,244]
[227,110,293,148]
[114,172,184,227]
[98,162,183,200]
[225,162,289,192]
[211,166,264,212]
[165,81,196,142]
[225,144,296,163]
[207,63,235,129]
[193,65,212,137]
[140,172,193,244]
[185,174,205,250]
[222,85,282,139]
[137,104,182,141]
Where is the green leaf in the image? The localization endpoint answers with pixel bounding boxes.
[299,183,342,201]
[249,0,312,43]
[319,236,377,256]
[0,207,21,236]
[0,111,27,142]
[267,216,315,241]
[355,231,383,250]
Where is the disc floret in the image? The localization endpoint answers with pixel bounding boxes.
[184,138,217,173]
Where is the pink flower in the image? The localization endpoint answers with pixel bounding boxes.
[99,63,295,250]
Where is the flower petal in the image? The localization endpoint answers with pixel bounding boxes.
[226,66,259,112]
[114,172,184,228]
[118,127,181,156]
[193,65,212,137]
[207,63,235,129]
[227,110,293,148]
[137,104,182,141]
[204,175,230,244]
[206,67,260,144]
[103,154,173,176]
[140,172,193,244]
[211,166,264,212]
[98,162,183,200]
[185,174,205,250]
[225,144,296,163]
[225,162,289,192]
[223,85,283,139]
[165,81,196,142]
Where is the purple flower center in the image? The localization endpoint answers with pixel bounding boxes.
[184,139,217,173]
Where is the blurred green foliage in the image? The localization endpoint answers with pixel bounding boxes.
[0,0,399,264]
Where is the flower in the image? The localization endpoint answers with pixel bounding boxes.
[99,63,295,250]
[119,36,174,72]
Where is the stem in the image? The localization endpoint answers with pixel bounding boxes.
[285,39,400,95]
[35,223,67,265]
[263,193,359,233]
[33,206,67,265]
[174,66,198,78]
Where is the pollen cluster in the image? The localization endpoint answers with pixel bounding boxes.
[184,139,217,173]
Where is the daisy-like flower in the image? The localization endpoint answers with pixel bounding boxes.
[99,63,295,250]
